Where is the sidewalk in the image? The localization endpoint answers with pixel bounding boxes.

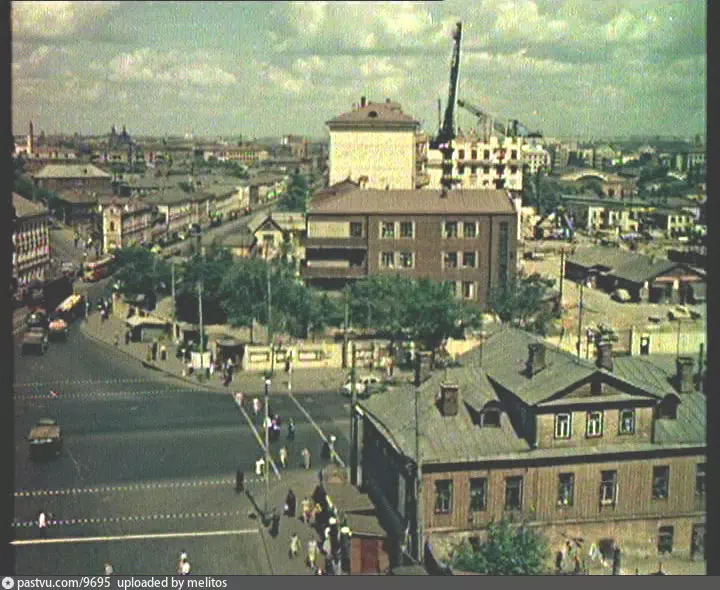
[79,310,347,395]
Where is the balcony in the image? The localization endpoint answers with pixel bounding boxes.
[301,265,367,279]
[305,237,367,249]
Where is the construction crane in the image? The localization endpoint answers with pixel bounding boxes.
[458,99,533,139]
[431,22,463,191]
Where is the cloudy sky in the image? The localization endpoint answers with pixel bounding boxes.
[12,0,705,140]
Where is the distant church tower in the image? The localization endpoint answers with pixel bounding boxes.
[27,121,34,154]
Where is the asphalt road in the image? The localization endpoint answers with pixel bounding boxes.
[12,308,350,574]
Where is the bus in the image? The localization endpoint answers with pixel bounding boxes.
[83,255,115,282]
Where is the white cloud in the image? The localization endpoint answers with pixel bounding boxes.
[12,1,121,38]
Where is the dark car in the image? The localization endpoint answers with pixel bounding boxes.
[28,418,62,459]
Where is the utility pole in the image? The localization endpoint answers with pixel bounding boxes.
[576,281,584,358]
[197,279,204,369]
[559,248,565,308]
[675,318,683,360]
[265,244,274,375]
[414,353,424,563]
[342,286,350,369]
[264,376,271,515]
[171,261,176,341]
[350,342,358,485]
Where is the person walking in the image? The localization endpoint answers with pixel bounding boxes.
[307,539,318,569]
[279,447,288,468]
[285,489,296,518]
[253,397,262,416]
[255,457,265,477]
[104,562,114,575]
[287,418,296,441]
[235,469,245,493]
[328,435,338,464]
[177,558,191,575]
[301,497,312,524]
[37,510,48,537]
[301,448,311,470]
[289,533,300,559]
[612,544,622,576]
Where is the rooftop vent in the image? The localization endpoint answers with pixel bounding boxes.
[596,340,613,371]
[675,356,695,393]
[438,382,459,417]
[527,342,546,376]
[360,96,367,108]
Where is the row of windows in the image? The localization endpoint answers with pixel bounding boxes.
[442,251,477,269]
[377,221,481,240]
[457,149,519,160]
[554,409,636,440]
[434,463,706,514]
[446,280,477,300]
[457,165,519,176]
[379,252,481,273]
[380,251,415,269]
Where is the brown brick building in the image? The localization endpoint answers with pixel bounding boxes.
[354,328,706,568]
[303,188,518,307]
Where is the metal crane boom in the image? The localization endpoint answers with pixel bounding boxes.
[436,22,462,147]
[457,99,506,136]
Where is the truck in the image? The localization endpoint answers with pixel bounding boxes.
[22,326,49,355]
[28,418,62,459]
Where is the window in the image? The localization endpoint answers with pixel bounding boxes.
[462,281,474,300]
[380,252,395,268]
[264,234,275,247]
[458,165,465,175]
[434,480,453,514]
[462,252,476,268]
[482,410,500,427]
[381,222,395,238]
[399,221,414,239]
[458,149,465,160]
[350,222,362,238]
[554,413,572,439]
[586,411,603,437]
[652,466,669,500]
[109,221,115,232]
[444,221,458,238]
[618,409,635,434]
[484,150,490,159]
[399,252,414,269]
[443,252,458,269]
[511,150,518,159]
[657,396,678,419]
[658,526,674,554]
[696,463,706,497]
[600,470,617,505]
[483,166,490,174]
[510,166,518,175]
[505,476,523,510]
[469,478,487,512]
[471,149,478,160]
[558,473,575,506]
[470,166,477,175]
[463,222,477,238]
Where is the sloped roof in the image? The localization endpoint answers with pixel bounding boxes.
[360,363,529,464]
[34,164,111,179]
[13,192,48,218]
[566,246,641,270]
[477,328,598,405]
[612,257,681,284]
[327,101,419,128]
[252,212,306,233]
[655,392,706,445]
[213,226,256,248]
[54,189,104,204]
[309,189,515,216]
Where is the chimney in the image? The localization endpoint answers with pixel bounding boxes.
[360,96,367,108]
[439,383,459,416]
[527,343,546,376]
[675,356,695,393]
[596,340,613,371]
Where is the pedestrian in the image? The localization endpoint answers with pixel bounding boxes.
[235,469,245,493]
[177,558,191,576]
[285,489,296,518]
[322,536,332,557]
[328,435,337,464]
[255,457,265,477]
[124,330,131,345]
[38,510,48,537]
[104,562,113,575]
[302,448,311,470]
[152,341,158,361]
[307,539,318,569]
[160,343,167,361]
[209,361,215,376]
[287,418,296,441]
[612,545,622,576]
[253,397,261,415]
[179,550,188,563]
[555,550,564,573]
[302,497,312,524]
[574,554,581,574]
[289,533,300,559]
[279,447,288,469]
[186,361,193,376]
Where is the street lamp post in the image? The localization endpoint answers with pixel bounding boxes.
[264,376,271,515]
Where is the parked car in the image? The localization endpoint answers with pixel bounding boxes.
[668,305,692,321]
[48,318,68,341]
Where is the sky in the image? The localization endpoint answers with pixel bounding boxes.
[12,0,706,140]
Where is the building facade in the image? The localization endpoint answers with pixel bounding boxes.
[12,192,51,289]
[101,198,153,252]
[303,188,517,307]
[33,163,112,192]
[327,98,419,190]
[355,329,706,566]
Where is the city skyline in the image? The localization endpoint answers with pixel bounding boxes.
[12,0,706,139]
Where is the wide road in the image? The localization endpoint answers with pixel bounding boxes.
[12,310,350,574]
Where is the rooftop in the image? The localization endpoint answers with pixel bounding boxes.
[13,192,48,218]
[327,100,419,129]
[308,189,515,216]
[33,163,111,179]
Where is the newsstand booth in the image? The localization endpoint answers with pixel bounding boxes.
[126,315,169,343]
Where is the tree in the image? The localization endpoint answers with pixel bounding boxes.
[113,246,171,304]
[219,257,270,329]
[176,248,233,324]
[488,271,556,335]
[450,518,549,575]
[278,173,309,212]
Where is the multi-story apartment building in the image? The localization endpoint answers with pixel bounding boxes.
[521,144,551,176]
[355,329,706,566]
[302,188,517,307]
[424,132,526,191]
[101,197,153,252]
[327,97,419,190]
[33,163,112,192]
[146,189,194,235]
[12,192,51,289]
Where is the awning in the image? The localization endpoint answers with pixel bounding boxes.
[126,315,168,328]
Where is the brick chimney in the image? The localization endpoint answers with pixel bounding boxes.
[527,342,546,376]
[439,383,459,416]
[596,340,613,371]
[675,356,695,393]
